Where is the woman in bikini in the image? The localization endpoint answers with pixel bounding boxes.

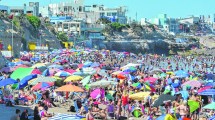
[86,107,94,120]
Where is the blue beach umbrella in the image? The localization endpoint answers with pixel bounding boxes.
[175,70,189,78]
[19,74,37,88]
[0,78,18,87]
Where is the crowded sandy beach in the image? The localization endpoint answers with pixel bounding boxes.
[0,48,214,120]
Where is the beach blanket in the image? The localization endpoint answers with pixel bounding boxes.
[49,114,84,120]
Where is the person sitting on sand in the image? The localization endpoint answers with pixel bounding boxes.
[86,107,94,120]
[38,103,52,120]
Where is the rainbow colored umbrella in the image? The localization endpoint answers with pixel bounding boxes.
[198,86,212,93]
[31,82,54,90]
[182,81,201,89]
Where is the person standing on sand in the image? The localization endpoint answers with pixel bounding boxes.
[10,109,21,120]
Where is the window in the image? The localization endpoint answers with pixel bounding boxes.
[107,12,111,16]
[112,12,117,16]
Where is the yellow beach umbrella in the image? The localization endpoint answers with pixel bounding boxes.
[129,92,158,100]
[166,71,174,75]
[64,75,83,82]
[52,76,62,80]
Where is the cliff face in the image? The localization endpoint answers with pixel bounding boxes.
[0,14,61,57]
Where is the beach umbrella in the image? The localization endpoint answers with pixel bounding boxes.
[132,82,142,89]
[153,94,176,107]
[29,77,57,85]
[37,66,47,73]
[90,62,100,68]
[21,61,32,66]
[0,78,17,87]
[11,67,34,80]
[198,86,212,93]
[203,102,215,110]
[149,69,163,74]
[49,68,61,76]
[31,82,54,91]
[19,74,37,87]
[102,66,113,70]
[89,80,117,88]
[13,65,29,70]
[48,64,64,70]
[80,75,91,86]
[121,63,140,70]
[129,92,151,100]
[55,71,71,77]
[82,67,96,75]
[182,81,201,89]
[31,69,42,75]
[0,67,14,73]
[64,75,83,82]
[90,88,105,99]
[83,61,93,67]
[175,70,189,78]
[72,71,86,76]
[144,77,158,84]
[42,69,50,76]
[117,74,126,79]
[205,82,215,87]
[198,89,215,95]
[206,73,215,80]
[123,66,137,73]
[209,115,215,120]
[31,63,46,68]
[188,100,200,113]
[55,84,84,92]
[176,90,189,100]
[166,71,174,75]
[160,73,167,78]
[64,69,76,74]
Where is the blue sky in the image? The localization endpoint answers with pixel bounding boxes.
[1,0,215,19]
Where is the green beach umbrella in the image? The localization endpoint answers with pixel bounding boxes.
[160,73,167,78]
[203,102,215,110]
[81,75,91,86]
[105,93,114,100]
[85,84,90,90]
[11,68,34,80]
[188,100,200,113]
[29,77,56,85]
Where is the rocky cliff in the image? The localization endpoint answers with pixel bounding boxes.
[0,13,61,57]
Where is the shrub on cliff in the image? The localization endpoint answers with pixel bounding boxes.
[26,16,41,29]
[57,32,68,42]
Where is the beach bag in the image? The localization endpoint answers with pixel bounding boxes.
[69,105,76,112]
